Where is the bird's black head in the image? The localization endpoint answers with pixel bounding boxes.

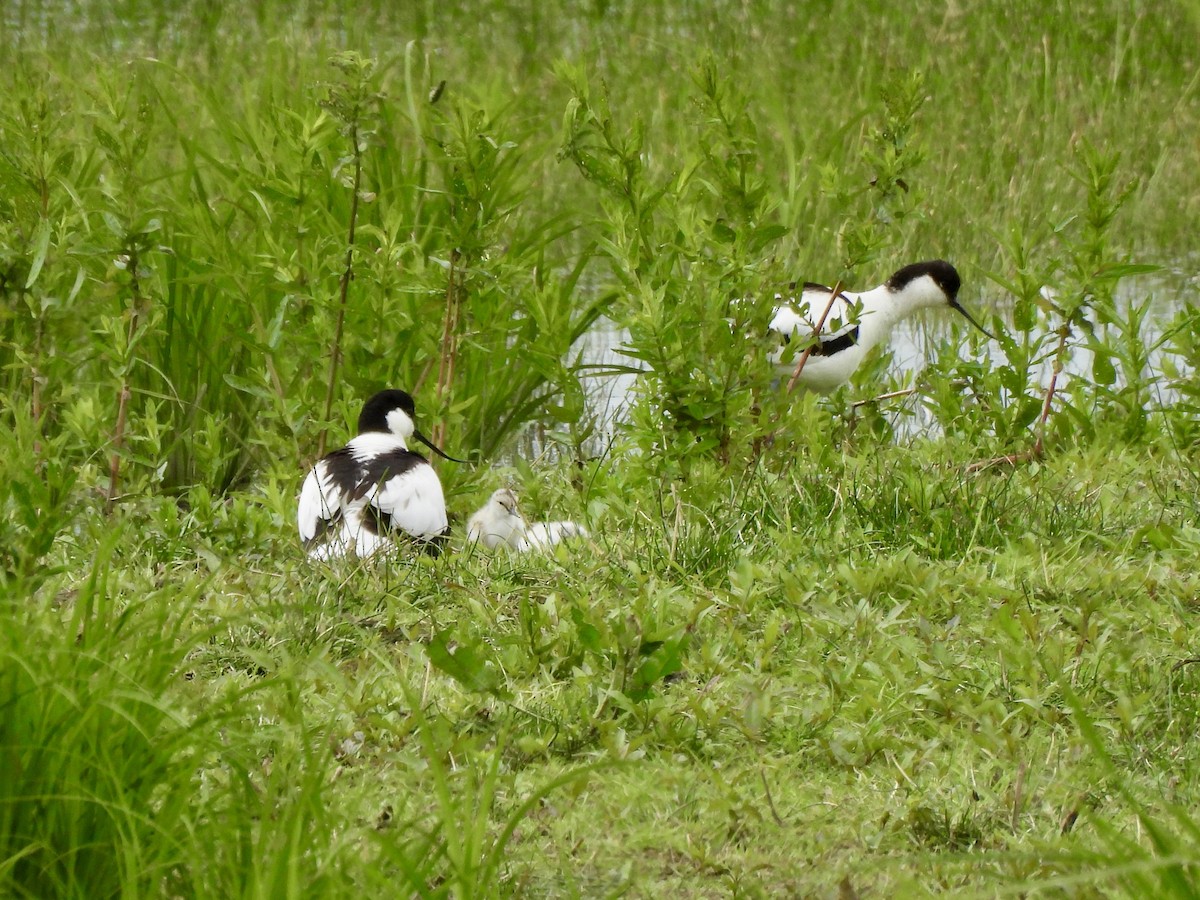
[357,389,417,434]
[357,388,470,463]
[887,260,961,301]
[888,259,996,340]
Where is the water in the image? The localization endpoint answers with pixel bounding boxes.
[546,276,1198,457]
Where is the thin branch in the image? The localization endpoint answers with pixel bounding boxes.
[967,322,1072,474]
[1032,323,1072,457]
[851,387,918,409]
[31,314,44,459]
[431,248,461,452]
[760,767,786,827]
[319,121,363,458]
[106,244,142,513]
[784,280,844,396]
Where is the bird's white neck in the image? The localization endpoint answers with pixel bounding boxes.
[385,409,415,441]
[856,274,946,337]
[352,431,409,454]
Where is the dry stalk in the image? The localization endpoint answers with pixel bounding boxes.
[31,316,44,459]
[105,245,143,513]
[318,121,363,458]
[784,280,844,395]
[430,248,462,451]
[851,387,918,409]
[967,322,1072,474]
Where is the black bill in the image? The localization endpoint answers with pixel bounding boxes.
[949,299,997,340]
[414,430,470,464]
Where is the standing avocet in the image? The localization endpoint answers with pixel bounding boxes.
[297,390,464,560]
[767,260,994,392]
[466,488,589,553]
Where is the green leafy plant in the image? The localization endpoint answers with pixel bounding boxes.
[317,52,383,457]
[559,59,786,470]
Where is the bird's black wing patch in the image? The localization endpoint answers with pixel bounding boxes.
[305,508,343,548]
[353,447,427,497]
[359,448,448,558]
[320,446,429,502]
[319,447,365,500]
[810,325,861,357]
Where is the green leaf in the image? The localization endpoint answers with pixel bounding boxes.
[1091,348,1117,386]
[748,223,789,253]
[424,631,510,698]
[93,124,124,162]
[570,607,602,653]
[627,636,686,702]
[24,216,51,289]
[711,219,736,243]
[223,374,270,400]
[1092,263,1160,282]
[1014,396,1042,430]
[101,211,126,238]
[1013,297,1037,331]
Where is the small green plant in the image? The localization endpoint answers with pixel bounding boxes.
[85,68,169,509]
[370,663,606,897]
[316,52,383,457]
[559,59,786,471]
[960,142,1157,467]
[830,69,930,278]
[0,405,79,594]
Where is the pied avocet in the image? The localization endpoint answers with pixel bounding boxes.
[297,389,465,560]
[768,260,994,392]
[466,488,589,552]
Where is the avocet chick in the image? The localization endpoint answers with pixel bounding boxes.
[768,260,994,392]
[466,488,526,550]
[467,488,589,553]
[297,389,465,560]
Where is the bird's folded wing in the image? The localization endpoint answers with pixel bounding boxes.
[366,460,449,539]
[297,462,344,543]
[771,285,861,344]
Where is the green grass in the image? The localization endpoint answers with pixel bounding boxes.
[11,442,1200,896]
[4,0,1200,896]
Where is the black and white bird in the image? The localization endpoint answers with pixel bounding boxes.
[466,488,589,553]
[297,390,464,561]
[767,260,994,392]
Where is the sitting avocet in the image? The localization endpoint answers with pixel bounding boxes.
[466,488,589,553]
[768,260,994,392]
[297,390,464,560]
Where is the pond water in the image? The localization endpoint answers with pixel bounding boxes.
[524,274,1198,459]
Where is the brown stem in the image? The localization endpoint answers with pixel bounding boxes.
[1033,323,1071,457]
[966,322,1073,474]
[851,387,918,409]
[784,280,844,395]
[31,314,44,459]
[106,245,142,512]
[106,383,132,510]
[1010,760,1027,833]
[760,767,786,826]
[318,123,363,458]
[32,171,50,456]
[964,449,1038,474]
[431,247,461,451]
[411,356,437,396]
